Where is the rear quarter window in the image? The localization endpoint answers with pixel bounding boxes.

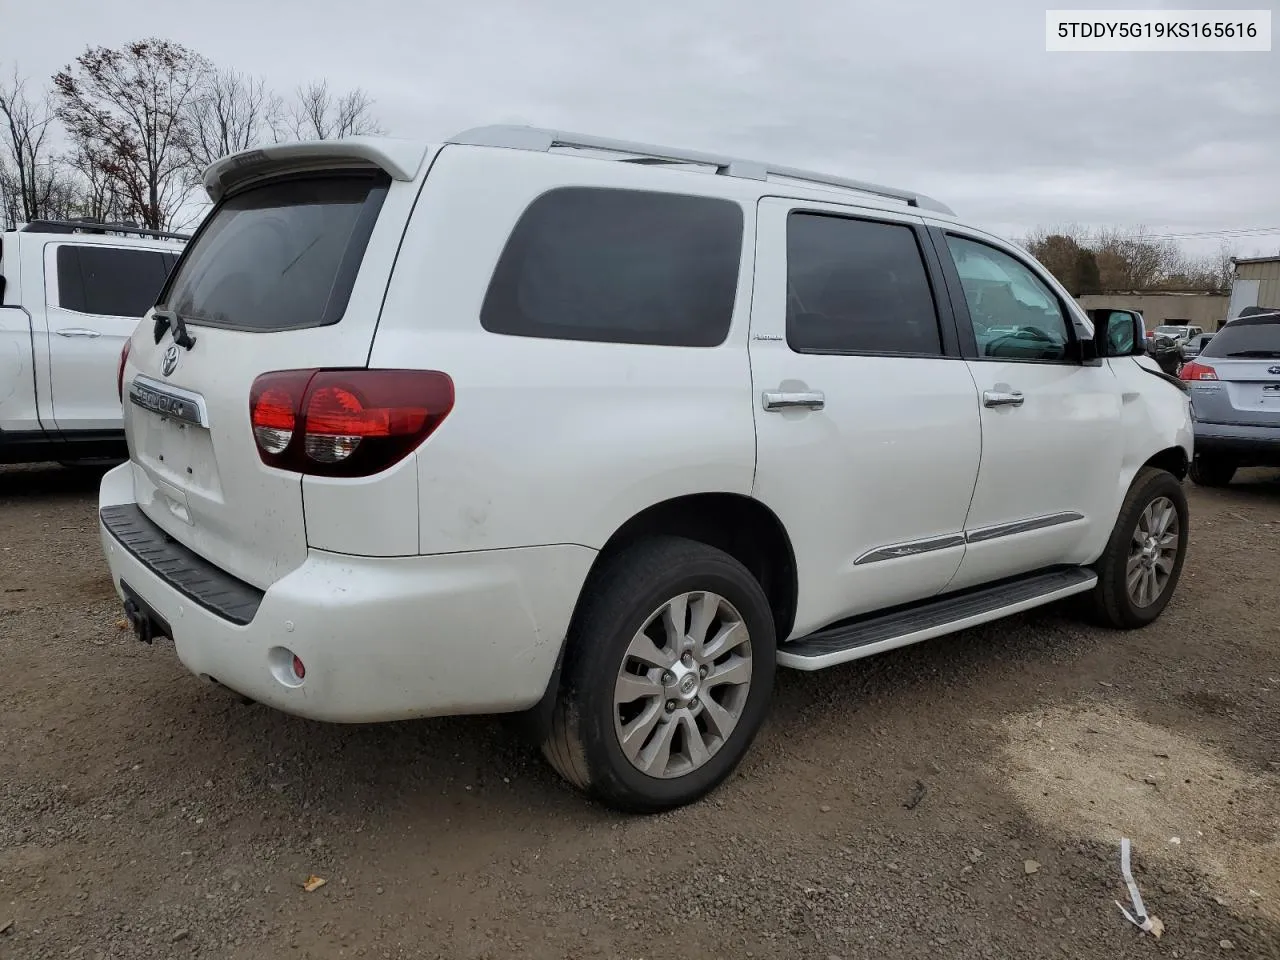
[56,245,175,318]
[161,172,389,332]
[480,187,744,347]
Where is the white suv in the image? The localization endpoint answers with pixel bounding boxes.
[100,127,1194,812]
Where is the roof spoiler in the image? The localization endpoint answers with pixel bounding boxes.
[203,138,429,203]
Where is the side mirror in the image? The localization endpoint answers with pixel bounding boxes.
[1088,309,1146,357]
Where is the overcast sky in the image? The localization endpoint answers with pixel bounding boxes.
[2,0,1277,258]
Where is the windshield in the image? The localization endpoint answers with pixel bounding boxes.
[161,172,389,332]
[1154,325,1187,335]
[1199,314,1280,358]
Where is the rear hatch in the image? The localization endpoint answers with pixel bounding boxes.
[121,142,429,589]
[1186,311,1280,429]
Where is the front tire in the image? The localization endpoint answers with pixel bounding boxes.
[541,536,776,813]
[1189,455,1236,487]
[1086,467,1188,629]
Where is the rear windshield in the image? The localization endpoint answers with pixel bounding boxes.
[161,172,389,332]
[1200,312,1280,358]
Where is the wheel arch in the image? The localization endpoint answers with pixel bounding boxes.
[520,492,797,745]
[581,492,800,646]
[1143,444,1189,480]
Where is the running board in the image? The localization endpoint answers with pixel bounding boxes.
[777,566,1097,671]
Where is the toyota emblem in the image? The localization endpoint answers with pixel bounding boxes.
[1269,365,1280,376]
[161,344,180,377]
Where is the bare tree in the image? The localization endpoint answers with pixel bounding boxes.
[184,67,282,176]
[0,65,61,227]
[279,80,381,141]
[1209,241,1235,292]
[0,164,21,228]
[1023,224,1242,294]
[1025,232,1084,292]
[1088,227,1178,292]
[66,146,126,223]
[53,39,210,230]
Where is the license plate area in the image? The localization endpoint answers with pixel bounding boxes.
[131,410,223,500]
[120,580,173,644]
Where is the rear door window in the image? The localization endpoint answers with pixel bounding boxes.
[785,213,943,355]
[161,172,389,332]
[56,245,175,318]
[481,187,744,347]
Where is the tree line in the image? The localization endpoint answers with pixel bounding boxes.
[1,38,381,232]
[1023,226,1235,297]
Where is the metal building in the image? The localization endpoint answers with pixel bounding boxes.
[1227,255,1280,320]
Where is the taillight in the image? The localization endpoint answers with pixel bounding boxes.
[249,369,454,477]
[1179,360,1217,381]
[117,339,132,402]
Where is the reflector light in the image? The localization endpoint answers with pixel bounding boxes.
[117,339,132,402]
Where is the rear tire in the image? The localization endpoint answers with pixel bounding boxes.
[1086,467,1188,629]
[1188,455,1236,487]
[541,536,776,813]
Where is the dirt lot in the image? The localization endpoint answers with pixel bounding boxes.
[1,464,1278,960]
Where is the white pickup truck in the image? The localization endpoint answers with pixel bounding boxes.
[0,220,185,465]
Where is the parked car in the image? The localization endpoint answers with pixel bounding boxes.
[1181,331,1214,361]
[99,127,1194,812]
[1147,332,1184,376]
[0,219,186,465]
[1153,323,1204,346]
[1181,307,1280,486]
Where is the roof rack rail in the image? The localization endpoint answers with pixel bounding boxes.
[447,125,955,216]
[18,218,189,241]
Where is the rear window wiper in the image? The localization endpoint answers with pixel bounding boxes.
[1224,350,1280,358]
[152,307,197,350]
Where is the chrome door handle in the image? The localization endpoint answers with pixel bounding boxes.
[983,390,1024,408]
[55,328,102,338]
[762,390,825,412]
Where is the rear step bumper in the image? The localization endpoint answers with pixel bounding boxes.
[97,464,595,723]
[778,566,1097,670]
[101,505,265,625]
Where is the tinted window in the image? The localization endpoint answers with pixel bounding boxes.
[786,214,942,355]
[162,173,388,332]
[1200,312,1280,358]
[945,236,1070,362]
[56,246,175,318]
[481,187,743,347]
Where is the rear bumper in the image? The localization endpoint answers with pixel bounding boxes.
[1192,420,1280,465]
[98,464,595,722]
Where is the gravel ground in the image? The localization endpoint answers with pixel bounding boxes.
[1,463,1278,960]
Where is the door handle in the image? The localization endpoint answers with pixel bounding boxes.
[55,328,102,338]
[762,390,825,412]
[983,390,1024,408]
